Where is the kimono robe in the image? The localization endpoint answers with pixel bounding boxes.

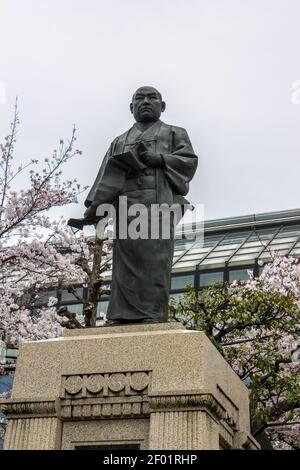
[85,120,198,322]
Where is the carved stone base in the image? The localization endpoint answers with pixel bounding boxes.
[0,323,259,450]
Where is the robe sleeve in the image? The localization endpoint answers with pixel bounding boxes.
[84,140,132,210]
[84,144,114,208]
[161,127,198,196]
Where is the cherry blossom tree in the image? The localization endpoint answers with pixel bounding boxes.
[0,101,112,447]
[0,101,111,351]
[170,251,300,450]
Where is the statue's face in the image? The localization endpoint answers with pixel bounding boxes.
[130,86,166,123]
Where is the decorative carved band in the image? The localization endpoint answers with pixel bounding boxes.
[58,370,152,420]
[59,396,150,420]
[0,399,56,418]
[149,393,226,420]
[62,371,150,399]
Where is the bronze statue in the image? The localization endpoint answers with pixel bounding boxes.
[68,86,198,324]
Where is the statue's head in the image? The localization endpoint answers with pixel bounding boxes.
[130,86,166,123]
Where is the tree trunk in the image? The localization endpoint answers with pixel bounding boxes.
[84,236,103,327]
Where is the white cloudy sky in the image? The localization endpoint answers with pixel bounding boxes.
[1,0,300,223]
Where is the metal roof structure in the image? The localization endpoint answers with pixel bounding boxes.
[172,208,300,273]
[24,208,300,319]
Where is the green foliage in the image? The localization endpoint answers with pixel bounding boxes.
[169,283,300,432]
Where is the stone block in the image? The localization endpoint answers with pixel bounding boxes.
[0,323,259,450]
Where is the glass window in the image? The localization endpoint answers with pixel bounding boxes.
[221,232,250,245]
[276,225,300,237]
[206,249,235,258]
[255,229,275,241]
[5,349,18,359]
[229,254,257,263]
[188,247,209,255]
[174,240,195,251]
[35,290,57,307]
[241,241,264,249]
[229,269,252,282]
[173,250,186,258]
[258,252,272,262]
[175,260,199,268]
[67,304,83,315]
[269,243,293,253]
[235,246,262,255]
[0,374,13,393]
[102,269,112,277]
[271,236,297,244]
[202,235,224,247]
[97,300,109,317]
[291,245,300,256]
[61,287,83,303]
[171,274,194,290]
[169,292,185,302]
[200,258,228,268]
[200,271,223,287]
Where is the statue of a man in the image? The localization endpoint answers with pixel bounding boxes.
[69,86,198,324]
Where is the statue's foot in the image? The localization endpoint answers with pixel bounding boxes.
[104,320,123,326]
[139,319,160,324]
[104,319,161,326]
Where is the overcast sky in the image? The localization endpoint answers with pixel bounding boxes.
[1,0,300,223]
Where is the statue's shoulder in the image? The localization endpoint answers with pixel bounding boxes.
[112,127,132,144]
[108,127,132,154]
[160,121,188,135]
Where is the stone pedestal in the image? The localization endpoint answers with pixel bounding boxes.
[0,323,259,450]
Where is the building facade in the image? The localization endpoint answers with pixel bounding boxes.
[42,208,300,322]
